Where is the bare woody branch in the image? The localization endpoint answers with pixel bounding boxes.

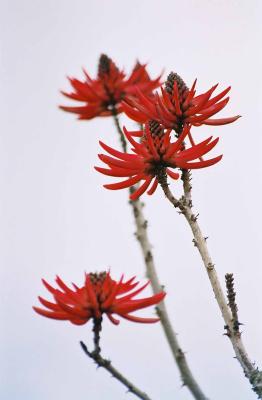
[225,273,241,333]
[159,173,262,398]
[80,341,152,400]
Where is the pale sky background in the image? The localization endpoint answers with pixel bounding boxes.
[1,1,262,399]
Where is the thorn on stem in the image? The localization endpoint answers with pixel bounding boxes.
[191,213,199,222]
[207,262,214,270]
[143,220,148,229]
[192,238,198,247]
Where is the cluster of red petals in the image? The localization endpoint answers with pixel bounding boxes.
[59,54,161,120]
[122,72,240,132]
[33,272,165,325]
[95,122,222,200]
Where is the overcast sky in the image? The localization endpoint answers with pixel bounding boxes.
[1,1,262,399]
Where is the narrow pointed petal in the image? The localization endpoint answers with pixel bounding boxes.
[116,281,150,303]
[33,307,68,320]
[122,101,148,123]
[102,276,123,309]
[120,314,160,323]
[54,297,89,319]
[202,115,241,125]
[175,137,219,162]
[106,313,120,325]
[104,174,144,190]
[185,85,218,117]
[85,275,99,311]
[98,154,143,170]
[38,296,61,311]
[130,177,153,201]
[166,169,180,180]
[164,124,190,159]
[95,166,140,178]
[147,178,158,195]
[99,141,139,161]
[204,86,231,108]
[178,155,223,169]
[115,292,165,314]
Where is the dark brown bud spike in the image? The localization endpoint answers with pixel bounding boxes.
[149,120,164,138]
[98,54,111,77]
[89,271,107,284]
[165,72,188,96]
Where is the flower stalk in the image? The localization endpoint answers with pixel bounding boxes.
[112,105,127,153]
[80,341,152,400]
[92,317,102,355]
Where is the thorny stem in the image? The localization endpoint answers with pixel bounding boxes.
[112,113,209,400]
[111,106,127,153]
[158,173,262,398]
[225,273,241,333]
[80,341,152,400]
[92,317,102,355]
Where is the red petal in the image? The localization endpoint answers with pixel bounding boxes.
[98,154,143,170]
[166,169,180,180]
[104,174,144,190]
[183,79,197,108]
[130,177,153,200]
[135,88,157,115]
[204,86,231,108]
[188,98,229,123]
[175,137,219,162]
[185,85,218,117]
[191,84,218,106]
[164,124,190,159]
[85,275,99,312]
[114,292,165,314]
[33,307,68,320]
[122,102,148,123]
[102,276,123,309]
[38,296,61,311]
[144,124,160,160]
[99,141,139,161]
[178,155,223,169]
[116,281,150,303]
[147,178,158,195]
[201,115,241,126]
[42,279,59,295]
[106,313,120,325]
[95,166,140,177]
[119,313,160,324]
[54,297,89,319]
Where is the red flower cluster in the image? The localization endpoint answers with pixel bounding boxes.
[95,121,222,200]
[123,72,240,132]
[33,272,165,325]
[60,54,161,120]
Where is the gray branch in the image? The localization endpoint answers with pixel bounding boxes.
[80,341,152,400]
[159,176,262,398]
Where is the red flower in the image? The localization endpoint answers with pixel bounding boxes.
[95,121,222,200]
[33,271,165,325]
[122,72,240,133]
[59,54,161,120]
